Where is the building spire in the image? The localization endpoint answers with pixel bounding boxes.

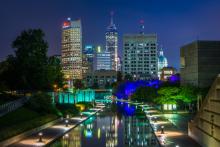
[139,19,145,34]
[110,11,114,26]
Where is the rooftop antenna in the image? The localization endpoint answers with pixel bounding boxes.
[110,11,114,26]
[139,19,144,34]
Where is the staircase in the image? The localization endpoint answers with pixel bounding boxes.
[189,74,220,147]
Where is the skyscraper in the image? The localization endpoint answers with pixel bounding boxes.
[105,12,119,71]
[122,21,158,80]
[82,45,95,77]
[61,18,82,80]
[94,46,111,70]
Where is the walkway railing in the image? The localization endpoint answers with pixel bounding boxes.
[0,97,29,117]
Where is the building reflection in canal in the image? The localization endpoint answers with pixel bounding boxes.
[50,102,158,147]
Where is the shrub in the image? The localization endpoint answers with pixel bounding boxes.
[27,92,56,114]
[56,104,79,116]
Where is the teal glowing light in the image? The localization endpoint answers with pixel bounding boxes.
[52,89,95,104]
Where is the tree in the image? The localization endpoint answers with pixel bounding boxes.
[179,86,197,103]
[179,85,198,111]
[0,56,17,91]
[12,29,48,90]
[46,56,64,90]
[73,79,84,89]
[27,92,56,114]
[155,86,181,105]
[131,86,157,102]
[124,74,133,81]
[117,71,123,82]
[105,82,111,89]
[0,29,64,92]
[92,82,99,89]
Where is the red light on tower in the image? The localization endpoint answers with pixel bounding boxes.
[63,21,71,28]
[140,19,144,24]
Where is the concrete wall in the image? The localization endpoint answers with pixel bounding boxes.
[189,75,220,146]
[189,122,220,147]
[180,40,220,88]
[180,41,198,87]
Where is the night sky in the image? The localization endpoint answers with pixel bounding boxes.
[1,0,220,69]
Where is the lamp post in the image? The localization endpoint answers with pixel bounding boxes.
[80,113,83,119]
[154,117,157,123]
[65,133,69,138]
[38,132,43,142]
[161,126,164,134]
[65,120,69,127]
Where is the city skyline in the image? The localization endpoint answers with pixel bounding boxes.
[1,0,220,70]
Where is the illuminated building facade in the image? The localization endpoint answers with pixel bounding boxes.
[158,47,168,78]
[86,70,117,88]
[61,18,82,80]
[82,45,95,78]
[123,33,158,80]
[160,67,176,81]
[94,46,111,70]
[105,12,119,71]
[52,89,95,104]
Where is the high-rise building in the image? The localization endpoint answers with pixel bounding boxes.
[94,46,111,70]
[61,18,82,80]
[180,40,220,88]
[123,33,158,80]
[82,45,95,77]
[83,45,95,63]
[158,47,168,78]
[105,12,119,71]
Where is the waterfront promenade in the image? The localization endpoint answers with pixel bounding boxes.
[116,99,201,147]
[5,103,105,147]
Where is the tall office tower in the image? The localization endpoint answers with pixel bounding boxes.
[94,46,111,70]
[82,45,95,77]
[158,47,168,78]
[105,12,119,71]
[123,22,158,80]
[61,18,82,81]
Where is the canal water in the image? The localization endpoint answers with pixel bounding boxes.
[49,102,159,147]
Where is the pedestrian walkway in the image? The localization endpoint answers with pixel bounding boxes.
[115,99,201,147]
[142,104,201,147]
[8,103,105,147]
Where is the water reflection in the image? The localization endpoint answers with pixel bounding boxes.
[50,102,158,147]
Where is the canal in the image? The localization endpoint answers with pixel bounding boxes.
[49,102,159,147]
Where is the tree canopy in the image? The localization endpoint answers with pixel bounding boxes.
[0,29,64,91]
[155,86,198,105]
[131,86,157,102]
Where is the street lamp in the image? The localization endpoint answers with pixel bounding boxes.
[154,117,157,123]
[38,132,43,142]
[161,126,164,134]
[65,133,69,138]
[65,120,69,127]
[80,113,83,119]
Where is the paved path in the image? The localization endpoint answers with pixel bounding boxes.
[142,104,201,147]
[115,99,201,147]
[8,103,105,147]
